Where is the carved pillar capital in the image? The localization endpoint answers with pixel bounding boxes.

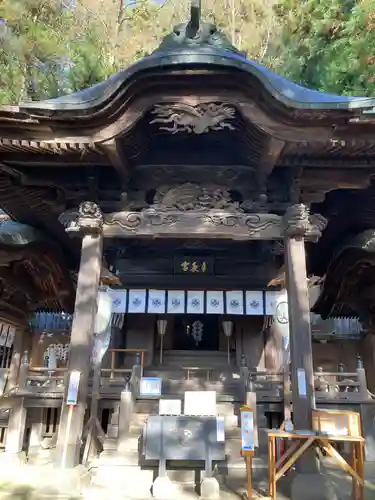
[66,201,103,234]
[282,203,327,241]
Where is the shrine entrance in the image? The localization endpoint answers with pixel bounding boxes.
[173,315,219,351]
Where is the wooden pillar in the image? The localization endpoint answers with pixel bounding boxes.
[55,202,103,468]
[362,333,375,394]
[5,398,26,457]
[2,327,28,461]
[8,327,27,389]
[283,204,327,473]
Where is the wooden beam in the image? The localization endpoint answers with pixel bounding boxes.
[99,139,129,188]
[258,138,285,190]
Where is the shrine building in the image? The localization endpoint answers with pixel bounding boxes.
[0,2,374,497]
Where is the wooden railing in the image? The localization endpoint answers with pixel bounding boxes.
[18,365,68,393]
[247,371,284,400]
[13,357,370,405]
[104,348,147,379]
[82,361,142,464]
[15,348,147,394]
[244,368,370,403]
[313,368,368,400]
[183,367,214,381]
[0,368,10,396]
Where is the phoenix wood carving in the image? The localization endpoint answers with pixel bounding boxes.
[150,103,236,134]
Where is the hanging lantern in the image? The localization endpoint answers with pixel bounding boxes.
[222,320,234,365]
[222,320,234,337]
[157,318,168,364]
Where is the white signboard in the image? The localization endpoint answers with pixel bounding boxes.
[216,416,225,442]
[184,391,216,416]
[240,409,255,453]
[159,399,181,416]
[140,377,162,397]
[297,368,307,398]
[66,370,81,406]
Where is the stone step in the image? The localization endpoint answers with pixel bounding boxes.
[135,390,242,411]
[160,379,241,392]
[145,369,241,382]
[135,397,242,416]
[161,350,231,361]
[92,465,153,498]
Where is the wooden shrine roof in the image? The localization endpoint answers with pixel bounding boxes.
[0,212,75,324]
[0,11,375,322]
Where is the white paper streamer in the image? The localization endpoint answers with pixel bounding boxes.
[265,290,286,316]
[47,346,57,370]
[0,324,9,347]
[5,326,15,347]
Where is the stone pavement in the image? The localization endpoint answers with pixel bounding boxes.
[218,459,375,500]
[0,460,373,500]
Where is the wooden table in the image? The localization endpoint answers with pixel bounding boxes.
[267,431,365,500]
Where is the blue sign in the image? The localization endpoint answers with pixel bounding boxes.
[240,409,255,453]
[140,377,162,397]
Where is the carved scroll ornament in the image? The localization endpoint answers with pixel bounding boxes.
[283,204,327,241]
[103,209,282,240]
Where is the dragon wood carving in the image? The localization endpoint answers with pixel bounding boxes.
[150,103,236,134]
[151,183,241,212]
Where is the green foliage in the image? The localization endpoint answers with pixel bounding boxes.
[270,0,375,96]
[0,0,116,104]
[0,0,279,104]
[3,0,375,103]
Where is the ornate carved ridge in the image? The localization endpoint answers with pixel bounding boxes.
[60,202,326,241]
[150,103,236,135]
[282,204,327,241]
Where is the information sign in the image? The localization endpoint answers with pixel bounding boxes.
[240,406,255,455]
[140,377,162,397]
[297,368,307,398]
[216,416,225,442]
[66,370,81,406]
[159,399,181,415]
[184,391,216,416]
